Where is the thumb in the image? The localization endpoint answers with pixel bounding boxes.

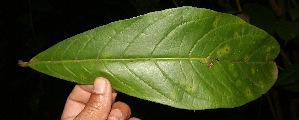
[75,77,113,120]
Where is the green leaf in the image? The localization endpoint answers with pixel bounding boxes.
[243,3,277,34]
[276,65,299,92]
[276,21,299,41]
[289,7,299,21]
[28,7,280,110]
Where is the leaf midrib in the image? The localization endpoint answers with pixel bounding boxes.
[29,57,274,66]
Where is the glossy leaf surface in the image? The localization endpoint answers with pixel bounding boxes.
[28,7,280,110]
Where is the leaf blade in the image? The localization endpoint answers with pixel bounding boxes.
[28,6,280,110]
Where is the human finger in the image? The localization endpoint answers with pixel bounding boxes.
[129,117,141,120]
[75,77,114,120]
[61,84,93,120]
[108,101,131,120]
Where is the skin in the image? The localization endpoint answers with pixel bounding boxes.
[61,77,140,120]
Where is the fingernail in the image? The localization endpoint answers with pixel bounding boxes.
[109,109,122,120]
[93,78,107,94]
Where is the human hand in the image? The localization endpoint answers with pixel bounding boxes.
[61,77,140,120]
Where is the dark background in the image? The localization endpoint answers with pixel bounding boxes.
[1,0,299,120]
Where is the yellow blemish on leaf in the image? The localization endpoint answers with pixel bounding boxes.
[265,46,277,60]
[228,63,234,72]
[266,46,275,52]
[244,55,249,61]
[256,81,264,89]
[234,32,240,38]
[233,72,238,77]
[80,74,87,81]
[213,14,221,27]
[217,45,231,57]
[185,83,196,93]
[236,80,241,86]
[169,91,177,100]
[245,88,254,99]
[251,68,255,74]
[266,47,271,52]
[198,58,210,64]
